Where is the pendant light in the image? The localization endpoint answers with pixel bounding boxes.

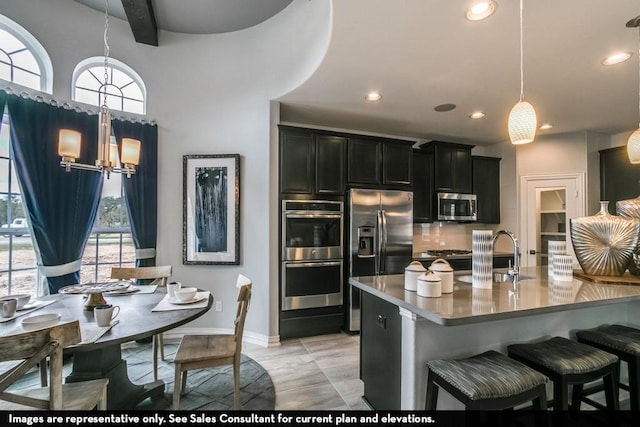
[508,0,537,145]
[57,0,140,177]
[627,16,640,164]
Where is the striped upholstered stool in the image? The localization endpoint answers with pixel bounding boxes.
[425,350,548,410]
[576,324,640,410]
[508,337,619,410]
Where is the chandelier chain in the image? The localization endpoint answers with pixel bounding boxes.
[102,0,110,113]
[519,0,524,102]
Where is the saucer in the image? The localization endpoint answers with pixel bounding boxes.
[168,296,206,305]
[17,300,44,311]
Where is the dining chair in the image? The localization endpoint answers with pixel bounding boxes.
[0,320,109,410]
[172,274,252,410]
[111,265,172,381]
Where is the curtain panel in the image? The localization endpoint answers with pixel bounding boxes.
[6,95,103,293]
[111,120,158,267]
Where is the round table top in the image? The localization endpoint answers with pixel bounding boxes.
[0,288,213,353]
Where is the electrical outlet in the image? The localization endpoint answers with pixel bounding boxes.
[215,300,223,312]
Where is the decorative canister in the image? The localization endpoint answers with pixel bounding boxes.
[429,258,454,293]
[404,261,426,291]
[472,230,493,289]
[547,240,566,280]
[417,271,442,298]
[616,195,640,275]
[570,201,640,276]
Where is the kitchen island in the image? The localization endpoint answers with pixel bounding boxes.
[350,266,640,410]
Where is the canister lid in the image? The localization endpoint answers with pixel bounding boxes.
[429,258,453,272]
[418,271,441,282]
[405,261,427,272]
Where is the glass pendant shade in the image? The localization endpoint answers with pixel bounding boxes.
[121,138,141,166]
[628,128,640,164]
[58,129,81,160]
[508,100,537,145]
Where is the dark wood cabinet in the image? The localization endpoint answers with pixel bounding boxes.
[360,291,401,409]
[421,141,473,194]
[473,156,501,224]
[348,137,413,187]
[412,150,435,222]
[279,127,346,195]
[600,146,640,214]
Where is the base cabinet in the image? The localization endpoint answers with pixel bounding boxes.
[360,290,401,409]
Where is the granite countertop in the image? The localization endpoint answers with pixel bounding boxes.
[349,266,640,326]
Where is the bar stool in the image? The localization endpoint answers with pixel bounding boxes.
[576,324,640,410]
[425,350,548,410]
[507,337,619,410]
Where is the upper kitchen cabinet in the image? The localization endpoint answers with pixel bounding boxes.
[347,137,413,188]
[412,149,435,222]
[420,141,473,194]
[600,146,640,214]
[472,156,501,224]
[279,126,346,195]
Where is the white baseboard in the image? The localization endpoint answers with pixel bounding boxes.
[161,327,280,348]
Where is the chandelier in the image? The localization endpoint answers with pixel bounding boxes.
[508,0,537,145]
[57,0,140,178]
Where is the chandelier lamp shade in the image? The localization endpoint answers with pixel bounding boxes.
[57,0,140,178]
[508,0,537,145]
[627,16,640,164]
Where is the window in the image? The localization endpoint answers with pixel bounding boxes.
[0,14,52,93]
[73,58,145,283]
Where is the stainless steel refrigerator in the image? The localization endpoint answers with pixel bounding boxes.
[347,188,413,332]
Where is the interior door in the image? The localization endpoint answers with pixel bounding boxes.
[521,175,584,268]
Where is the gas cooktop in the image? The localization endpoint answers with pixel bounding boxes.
[421,249,472,258]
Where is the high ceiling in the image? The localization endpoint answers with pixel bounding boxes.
[74,0,640,146]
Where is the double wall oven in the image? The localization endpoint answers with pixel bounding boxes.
[281,200,343,311]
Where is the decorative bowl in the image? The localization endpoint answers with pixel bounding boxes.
[21,313,61,331]
[174,287,197,302]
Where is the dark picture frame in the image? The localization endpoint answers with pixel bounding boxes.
[183,154,240,265]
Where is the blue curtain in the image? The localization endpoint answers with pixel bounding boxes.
[6,96,103,293]
[111,120,158,267]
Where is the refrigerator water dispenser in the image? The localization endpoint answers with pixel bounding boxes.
[357,226,374,257]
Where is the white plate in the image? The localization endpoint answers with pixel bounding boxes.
[168,296,206,305]
[21,313,61,330]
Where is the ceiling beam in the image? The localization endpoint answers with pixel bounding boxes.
[121,0,158,47]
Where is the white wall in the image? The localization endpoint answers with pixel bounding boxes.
[1,0,333,345]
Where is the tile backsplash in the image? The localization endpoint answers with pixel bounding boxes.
[413,223,499,253]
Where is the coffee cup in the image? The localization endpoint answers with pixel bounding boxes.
[1,298,17,318]
[94,304,120,327]
[167,281,182,297]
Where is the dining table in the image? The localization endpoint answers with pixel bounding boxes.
[0,284,213,410]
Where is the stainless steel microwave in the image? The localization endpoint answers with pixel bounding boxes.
[437,192,477,221]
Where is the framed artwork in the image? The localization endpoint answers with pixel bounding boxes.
[183,154,240,265]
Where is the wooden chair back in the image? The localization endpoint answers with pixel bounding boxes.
[233,281,252,356]
[111,265,172,286]
[0,321,81,409]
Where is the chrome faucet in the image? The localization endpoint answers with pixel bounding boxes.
[492,230,520,291]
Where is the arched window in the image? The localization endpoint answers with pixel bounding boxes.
[0,14,52,92]
[73,57,146,115]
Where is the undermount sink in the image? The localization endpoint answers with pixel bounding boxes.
[456,272,534,284]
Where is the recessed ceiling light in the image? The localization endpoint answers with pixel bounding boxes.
[466,1,497,21]
[434,103,457,112]
[365,92,382,102]
[539,123,553,130]
[469,111,485,119]
[602,52,632,66]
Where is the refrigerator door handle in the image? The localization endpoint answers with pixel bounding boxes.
[376,209,383,275]
[380,210,387,274]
